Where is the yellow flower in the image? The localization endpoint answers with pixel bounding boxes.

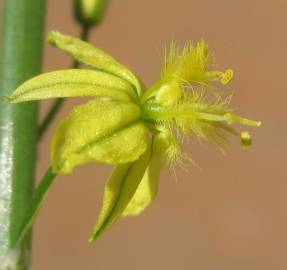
[7,31,260,242]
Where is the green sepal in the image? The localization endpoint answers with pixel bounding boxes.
[47,31,142,98]
[6,69,137,103]
[89,141,152,242]
[51,99,148,174]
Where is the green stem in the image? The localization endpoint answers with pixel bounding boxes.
[38,26,91,139]
[0,0,45,269]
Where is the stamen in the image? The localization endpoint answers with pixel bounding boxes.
[241,131,252,147]
[224,113,261,127]
[220,69,234,85]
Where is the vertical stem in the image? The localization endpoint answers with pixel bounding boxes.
[0,0,45,269]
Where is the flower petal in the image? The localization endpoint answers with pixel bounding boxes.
[121,138,160,216]
[89,141,152,242]
[48,31,143,98]
[6,69,137,103]
[51,99,148,174]
[122,129,176,216]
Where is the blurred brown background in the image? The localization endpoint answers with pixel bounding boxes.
[3,0,287,269]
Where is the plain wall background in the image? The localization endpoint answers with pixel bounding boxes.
[2,0,287,269]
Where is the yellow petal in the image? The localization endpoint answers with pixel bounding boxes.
[122,129,179,216]
[90,141,152,242]
[48,31,142,98]
[51,99,148,174]
[6,69,136,103]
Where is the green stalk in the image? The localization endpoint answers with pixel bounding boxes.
[0,0,45,269]
[16,168,57,247]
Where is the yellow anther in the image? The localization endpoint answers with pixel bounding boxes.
[241,131,252,147]
[220,69,234,85]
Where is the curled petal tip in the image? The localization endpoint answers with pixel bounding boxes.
[220,69,234,85]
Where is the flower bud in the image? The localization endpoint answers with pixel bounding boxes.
[74,0,109,27]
